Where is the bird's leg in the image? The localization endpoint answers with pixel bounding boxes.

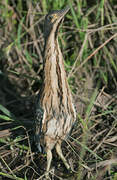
[56,143,70,170]
[45,148,52,179]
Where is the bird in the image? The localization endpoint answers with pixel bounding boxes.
[34,6,76,174]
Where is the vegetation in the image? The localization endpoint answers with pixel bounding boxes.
[0,0,117,179]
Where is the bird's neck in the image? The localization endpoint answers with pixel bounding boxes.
[44,35,68,93]
[41,34,73,114]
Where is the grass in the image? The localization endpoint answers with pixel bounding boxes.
[0,0,117,179]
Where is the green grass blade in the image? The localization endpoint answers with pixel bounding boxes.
[0,114,13,121]
[0,172,24,180]
[0,104,13,118]
[70,136,102,160]
[25,50,33,66]
[68,0,79,29]
[85,87,98,122]
[17,17,25,50]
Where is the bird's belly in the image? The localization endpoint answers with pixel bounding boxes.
[43,114,73,140]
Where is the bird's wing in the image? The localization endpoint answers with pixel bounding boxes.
[34,94,44,152]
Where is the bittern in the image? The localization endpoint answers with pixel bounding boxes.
[35,6,76,174]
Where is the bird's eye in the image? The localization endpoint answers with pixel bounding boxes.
[48,15,53,21]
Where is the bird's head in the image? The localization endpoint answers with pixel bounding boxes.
[44,6,70,40]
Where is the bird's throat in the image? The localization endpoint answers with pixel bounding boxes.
[42,36,70,113]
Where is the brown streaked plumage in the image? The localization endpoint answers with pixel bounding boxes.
[35,6,76,174]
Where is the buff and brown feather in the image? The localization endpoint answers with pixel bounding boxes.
[34,6,76,173]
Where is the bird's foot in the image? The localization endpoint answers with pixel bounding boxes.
[45,172,51,180]
[44,167,55,180]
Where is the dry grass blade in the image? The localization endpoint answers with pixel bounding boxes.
[0,0,117,179]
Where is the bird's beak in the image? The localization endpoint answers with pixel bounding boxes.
[55,6,70,22]
[58,6,70,18]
